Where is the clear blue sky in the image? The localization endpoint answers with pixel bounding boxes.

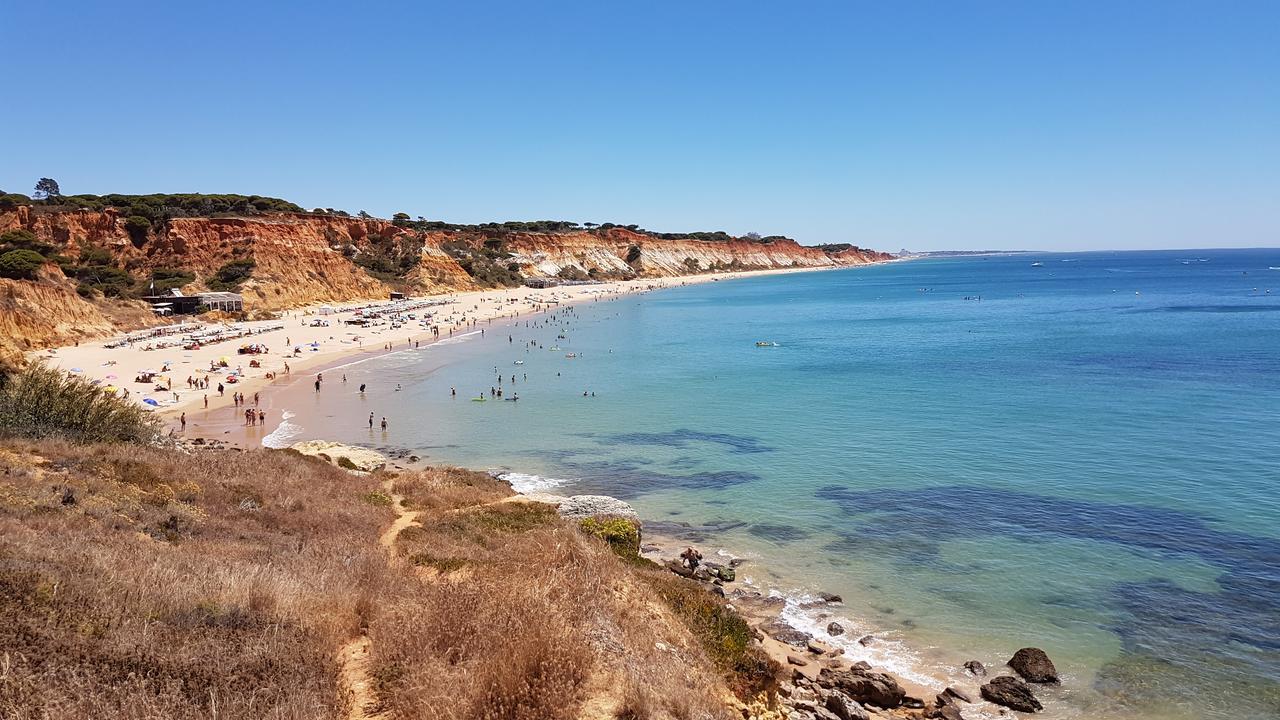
[3,1,1277,251]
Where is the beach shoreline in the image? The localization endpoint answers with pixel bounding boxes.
[29,265,838,431]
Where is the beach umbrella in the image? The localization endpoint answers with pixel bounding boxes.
[70,368,82,373]
[104,385,118,393]
[143,398,160,406]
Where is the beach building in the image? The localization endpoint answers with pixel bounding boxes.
[197,292,244,313]
[141,289,243,314]
[141,290,203,315]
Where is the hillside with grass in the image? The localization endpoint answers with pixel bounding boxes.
[0,365,779,720]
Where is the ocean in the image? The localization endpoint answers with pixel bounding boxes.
[266,250,1280,719]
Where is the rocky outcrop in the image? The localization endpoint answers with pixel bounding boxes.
[980,676,1042,713]
[525,493,639,522]
[816,665,907,709]
[1008,647,1059,684]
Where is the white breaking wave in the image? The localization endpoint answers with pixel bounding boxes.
[774,590,944,690]
[262,410,302,448]
[499,472,571,494]
[430,329,483,346]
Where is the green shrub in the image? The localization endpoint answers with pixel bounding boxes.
[0,249,46,279]
[641,571,777,697]
[337,456,360,471]
[361,490,393,505]
[579,517,641,559]
[124,215,152,247]
[0,363,160,444]
[0,193,32,209]
[69,264,134,297]
[0,229,53,255]
[150,267,195,292]
[208,259,256,291]
[78,245,113,265]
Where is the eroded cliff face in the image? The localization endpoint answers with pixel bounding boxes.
[0,207,890,358]
[0,270,162,372]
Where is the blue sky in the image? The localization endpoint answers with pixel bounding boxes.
[3,1,1277,251]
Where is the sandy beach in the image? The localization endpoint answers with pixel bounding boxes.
[29,267,825,434]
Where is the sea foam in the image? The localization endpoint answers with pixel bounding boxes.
[262,410,302,448]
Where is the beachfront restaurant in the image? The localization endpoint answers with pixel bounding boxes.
[198,292,244,312]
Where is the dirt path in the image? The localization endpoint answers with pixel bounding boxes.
[338,478,418,720]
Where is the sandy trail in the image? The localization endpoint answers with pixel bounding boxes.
[338,475,418,720]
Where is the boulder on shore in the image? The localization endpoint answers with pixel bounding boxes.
[529,493,639,521]
[1008,647,1059,684]
[963,660,986,677]
[940,686,973,704]
[825,690,871,720]
[980,676,1042,713]
[827,621,846,636]
[816,666,906,709]
[762,619,813,647]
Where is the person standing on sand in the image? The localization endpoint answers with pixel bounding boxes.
[259,410,265,425]
[179,413,186,432]
[218,383,224,397]
[203,394,208,408]
[314,378,321,393]
[253,392,259,406]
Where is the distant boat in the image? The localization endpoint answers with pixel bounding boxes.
[755,341,778,347]
[513,360,524,365]
[1031,262,1044,267]
[1270,267,1280,271]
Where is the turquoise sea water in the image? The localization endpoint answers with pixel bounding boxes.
[271,250,1280,719]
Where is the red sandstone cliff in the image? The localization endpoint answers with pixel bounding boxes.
[0,206,890,363]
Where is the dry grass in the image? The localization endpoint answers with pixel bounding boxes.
[0,440,391,720]
[0,449,771,720]
[372,466,753,720]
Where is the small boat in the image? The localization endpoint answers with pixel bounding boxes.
[565,353,578,358]
[471,396,487,402]
[1031,262,1044,267]
[513,360,524,365]
[755,341,777,347]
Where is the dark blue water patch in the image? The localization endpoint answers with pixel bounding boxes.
[816,484,1280,715]
[1125,304,1280,314]
[747,523,812,543]
[815,485,1279,584]
[1094,577,1280,719]
[647,519,750,543]
[1058,351,1280,379]
[545,455,761,499]
[581,428,775,454]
